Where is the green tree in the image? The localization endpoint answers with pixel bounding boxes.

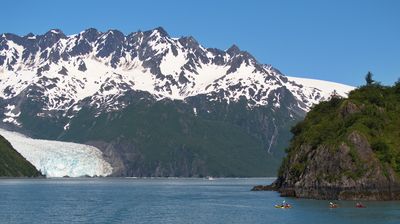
[365,71,374,86]
[395,78,400,87]
[395,78,400,93]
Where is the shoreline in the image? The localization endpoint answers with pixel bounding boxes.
[251,184,400,201]
[0,176,277,180]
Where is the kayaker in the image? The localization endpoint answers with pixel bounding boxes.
[356,202,366,208]
[284,201,289,207]
[275,200,292,208]
[329,202,338,208]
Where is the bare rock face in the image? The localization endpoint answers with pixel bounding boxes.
[273,131,400,200]
[251,185,277,191]
[340,101,360,118]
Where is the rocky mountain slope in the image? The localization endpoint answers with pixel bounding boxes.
[0,27,354,176]
[271,81,400,200]
[0,134,41,177]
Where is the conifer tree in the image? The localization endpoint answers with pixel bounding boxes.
[365,71,374,86]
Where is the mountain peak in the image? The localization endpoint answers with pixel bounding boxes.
[80,28,100,42]
[153,26,169,37]
[24,32,35,37]
[1,33,20,41]
[178,36,200,49]
[23,33,37,41]
[81,28,99,35]
[104,29,124,39]
[226,44,241,56]
[49,29,62,34]
[45,29,66,38]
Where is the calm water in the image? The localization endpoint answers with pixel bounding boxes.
[0,178,399,224]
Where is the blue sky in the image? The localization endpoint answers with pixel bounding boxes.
[1,0,399,86]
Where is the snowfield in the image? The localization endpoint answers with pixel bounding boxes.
[287,76,355,99]
[0,128,112,177]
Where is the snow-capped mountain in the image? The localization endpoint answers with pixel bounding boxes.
[0,27,355,177]
[0,28,352,121]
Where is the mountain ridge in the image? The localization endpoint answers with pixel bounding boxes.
[0,27,353,111]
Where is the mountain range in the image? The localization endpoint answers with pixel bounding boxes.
[0,27,354,177]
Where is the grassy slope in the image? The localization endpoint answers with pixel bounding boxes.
[0,135,41,177]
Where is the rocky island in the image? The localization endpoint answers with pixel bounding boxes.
[254,76,400,200]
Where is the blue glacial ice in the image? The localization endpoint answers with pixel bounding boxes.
[0,128,112,177]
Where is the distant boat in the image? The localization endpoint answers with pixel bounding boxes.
[206,176,215,181]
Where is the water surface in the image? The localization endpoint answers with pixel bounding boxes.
[0,178,399,223]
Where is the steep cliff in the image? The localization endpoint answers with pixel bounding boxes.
[271,81,400,200]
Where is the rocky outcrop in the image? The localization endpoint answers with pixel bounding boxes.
[271,131,400,200]
[340,101,360,118]
[255,83,400,200]
[251,185,277,191]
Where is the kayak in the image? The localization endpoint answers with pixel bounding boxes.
[274,204,292,209]
[329,204,339,208]
[329,201,339,208]
[355,202,366,208]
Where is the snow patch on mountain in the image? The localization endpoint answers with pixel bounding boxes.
[287,76,355,104]
[0,128,112,177]
[3,104,21,126]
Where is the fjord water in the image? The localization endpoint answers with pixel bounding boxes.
[0,178,398,224]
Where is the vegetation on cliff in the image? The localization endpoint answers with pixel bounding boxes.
[0,135,41,177]
[274,74,400,200]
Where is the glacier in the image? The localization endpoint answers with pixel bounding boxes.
[0,128,112,177]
